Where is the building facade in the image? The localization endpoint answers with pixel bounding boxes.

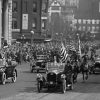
[74,0,100,39]
[41,0,49,37]
[12,0,49,42]
[47,0,78,38]
[0,0,12,47]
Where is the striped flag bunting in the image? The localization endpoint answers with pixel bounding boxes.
[60,43,68,62]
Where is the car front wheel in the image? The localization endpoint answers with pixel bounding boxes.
[61,79,66,93]
[37,81,42,93]
[2,73,6,85]
[12,71,17,83]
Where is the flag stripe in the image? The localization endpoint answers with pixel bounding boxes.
[60,43,68,62]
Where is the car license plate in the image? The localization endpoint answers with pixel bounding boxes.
[50,82,53,84]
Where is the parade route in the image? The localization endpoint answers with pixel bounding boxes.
[0,63,100,100]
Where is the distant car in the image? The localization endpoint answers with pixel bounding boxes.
[93,56,100,73]
[0,59,17,85]
[30,55,48,73]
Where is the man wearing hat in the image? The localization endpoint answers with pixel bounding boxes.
[63,61,73,85]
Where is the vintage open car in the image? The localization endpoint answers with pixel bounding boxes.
[36,62,73,93]
[0,59,17,85]
[92,55,100,73]
[30,54,48,73]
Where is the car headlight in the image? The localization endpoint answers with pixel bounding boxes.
[61,74,66,78]
[37,73,42,78]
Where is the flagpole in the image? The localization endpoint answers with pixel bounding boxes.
[77,33,81,57]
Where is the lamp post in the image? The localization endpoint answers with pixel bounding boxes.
[21,35,25,46]
[60,33,63,43]
[77,33,81,56]
[30,30,34,45]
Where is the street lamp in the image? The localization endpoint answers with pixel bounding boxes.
[77,33,81,56]
[21,35,26,46]
[60,33,63,43]
[30,30,34,44]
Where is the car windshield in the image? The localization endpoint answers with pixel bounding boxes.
[37,55,46,60]
[95,56,100,61]
[47,63,65,72]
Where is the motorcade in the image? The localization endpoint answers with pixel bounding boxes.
[0,58,17,85]
[36,61,73,93]
[30,54,48,73]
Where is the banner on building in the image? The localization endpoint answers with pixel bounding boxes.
[22,14,28,30]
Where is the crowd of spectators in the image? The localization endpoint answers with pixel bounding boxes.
[0,39,99,66]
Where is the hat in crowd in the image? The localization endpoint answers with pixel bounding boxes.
[67,61,70,64]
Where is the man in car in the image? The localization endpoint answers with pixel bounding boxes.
[63,61,73,84]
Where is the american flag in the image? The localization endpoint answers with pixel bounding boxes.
[60,43,68,62]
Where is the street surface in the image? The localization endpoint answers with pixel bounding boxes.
[0,62,100,100]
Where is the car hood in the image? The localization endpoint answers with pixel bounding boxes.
[36,60,44,62]
[47,69,62,75]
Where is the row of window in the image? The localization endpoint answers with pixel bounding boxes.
[12,18,46,29]
[12,1,37,13]
[12,1,47,13]
[74,19,100,25]
[78,26,100,32]
[66,0,79,7]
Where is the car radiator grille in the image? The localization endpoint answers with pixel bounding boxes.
[47,73,56,82]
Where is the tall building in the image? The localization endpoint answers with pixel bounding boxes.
[41,0,49,37]
[48,0,65,38]
[12,0,49,42]
[47,0,78,38]
[74,0,100,39]
[0,0,12,47]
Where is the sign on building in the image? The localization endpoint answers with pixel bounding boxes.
[22,14,28,30]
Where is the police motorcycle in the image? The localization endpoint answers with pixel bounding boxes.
[36,56,74,93]
[0,57,17,85]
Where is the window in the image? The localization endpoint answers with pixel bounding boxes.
[96,26,99,31]
[92,26,95,31]
[70,0,78,6]
[83,19,87,24]
[33,2,37,12]
[78,26,82,30]
[87,19,91,24]
[92,20,95,24]
[83,26,85,31]
[42,20,46,29]
[42,2,47,13]
[12,18,17,29]
[72,19,77,24]
[24,0,28,12]
[32,18,37,29]
[12,1,18,12]
[96,20,99,24]
[78,19,81,24]
[87,26,91,31]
